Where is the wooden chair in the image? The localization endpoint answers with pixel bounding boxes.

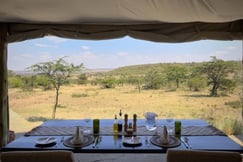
[167,150,242,162]
[1,150,76,162]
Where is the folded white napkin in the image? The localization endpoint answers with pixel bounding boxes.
[72,126,84,144]
[161,126,170,144]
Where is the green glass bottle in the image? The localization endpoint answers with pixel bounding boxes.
[174,120,181,138]
[93,119,100,134]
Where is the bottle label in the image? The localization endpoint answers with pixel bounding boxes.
[114,123,118,133]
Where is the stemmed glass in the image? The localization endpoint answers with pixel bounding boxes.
[165,113,174,135]
[83,118,91,134]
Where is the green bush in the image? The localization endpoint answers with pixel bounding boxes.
[187,77,206,91]
[144,71,165,89]
[20,75,36,91]
[78,73,88,84]
[100,77,116,88]
[35,75,52,90]
[8,76,23,88]
[27,116,50,122]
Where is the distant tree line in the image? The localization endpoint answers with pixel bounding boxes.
[8,57,241,97]
[91,57,240,96]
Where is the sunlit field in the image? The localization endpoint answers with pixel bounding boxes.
[9,84,242,135]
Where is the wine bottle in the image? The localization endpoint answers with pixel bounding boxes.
[113,115,118,133]
[118,110,123,132]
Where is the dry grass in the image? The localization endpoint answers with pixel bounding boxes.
[9,84,242,134]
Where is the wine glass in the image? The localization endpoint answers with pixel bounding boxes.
[83,118,91,134]
[165,113,174,135]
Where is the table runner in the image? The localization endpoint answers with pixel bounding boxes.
[25,125,225,136]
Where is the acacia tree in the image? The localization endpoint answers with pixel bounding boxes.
[164,65,188,89]
[200,56,235,96]
[144,70,165,89]
[29,57,83,119]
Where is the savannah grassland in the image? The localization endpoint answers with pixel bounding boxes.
[8,83,242,135]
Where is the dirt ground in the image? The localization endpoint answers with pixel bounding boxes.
[9,108,41,138]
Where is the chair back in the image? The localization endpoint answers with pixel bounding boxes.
[1,150,76,162]
[167,150,242,162]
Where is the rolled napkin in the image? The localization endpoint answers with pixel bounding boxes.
[161,126,170,145]
[72,126,84,144]
[144,112,158,119]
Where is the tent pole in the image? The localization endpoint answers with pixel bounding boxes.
[0,23,9,147]
[241,40,243,121]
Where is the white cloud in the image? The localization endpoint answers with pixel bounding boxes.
[46,36,67,43]
[35,43,58,48]
[81,46,90,50]
[19,53,33,58]
[226,46,237,51]
[117,52,129,57]
[39,53,53,60]
[81,52,97,59]
[210,46,240,61]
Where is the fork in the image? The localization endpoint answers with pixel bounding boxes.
[184,137,192,149]
[181,137,189,149]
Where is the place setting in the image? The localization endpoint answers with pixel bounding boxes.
[150,125,181,148]
[63,126,94,148]
[122,136,142,147]
[35,137,57,147]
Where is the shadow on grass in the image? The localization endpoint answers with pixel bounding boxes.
[181,94,212,98]
[27,116,50,122]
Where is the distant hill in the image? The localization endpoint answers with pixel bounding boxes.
[10,60,240,77]
[83,68,113,73]
[11,70,37,76]
[11,68,113,76]
[107,62,198,76]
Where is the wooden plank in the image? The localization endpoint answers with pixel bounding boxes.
[0,23,9,147]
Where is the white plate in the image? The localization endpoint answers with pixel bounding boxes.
[123,137,142,147]
[35,137,57,145]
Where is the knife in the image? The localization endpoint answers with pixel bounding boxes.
[181,137,189,149]
[92,137,98,148]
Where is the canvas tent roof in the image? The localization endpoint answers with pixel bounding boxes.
[1,0,243,24]
[0,0,243,43]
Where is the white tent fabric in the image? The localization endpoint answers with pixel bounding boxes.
[0,0,243,43]
[1,0,243,24]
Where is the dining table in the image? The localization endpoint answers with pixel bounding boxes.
[2,119,243,153]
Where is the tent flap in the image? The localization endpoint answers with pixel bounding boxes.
[7,21,243,43]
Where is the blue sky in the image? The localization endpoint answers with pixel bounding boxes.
[8,36,242,71]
